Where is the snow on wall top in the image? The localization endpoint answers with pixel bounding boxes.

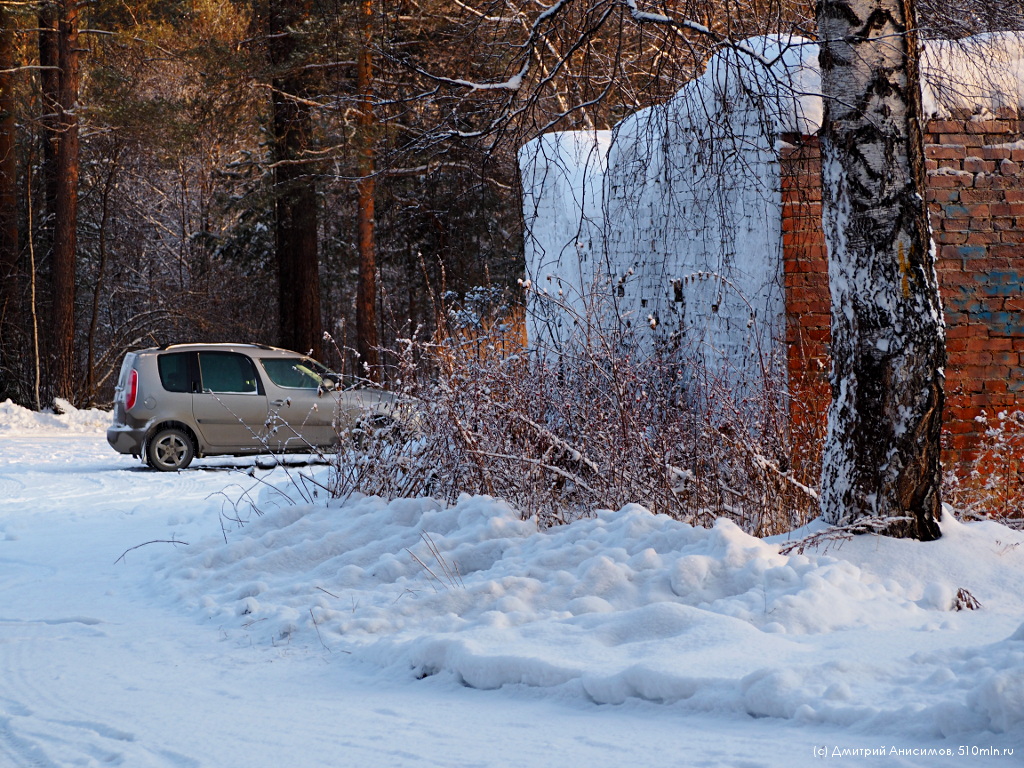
[665,31,1024,128]
[698,32,1024,125]
[922,32,1024,117]
[699,35,822,134]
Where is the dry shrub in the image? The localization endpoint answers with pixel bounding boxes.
[944,410,1024,528]
[329,291,820,535]
[432,299,528,365]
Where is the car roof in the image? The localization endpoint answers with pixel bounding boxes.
[136,343,310,359]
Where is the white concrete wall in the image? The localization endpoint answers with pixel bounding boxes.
[520,37,822,391]
[519,130,612,351]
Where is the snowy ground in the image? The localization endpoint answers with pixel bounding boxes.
[1,400,1022,767]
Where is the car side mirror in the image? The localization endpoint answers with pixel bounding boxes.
[320,377,337,392]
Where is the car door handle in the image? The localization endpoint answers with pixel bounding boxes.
[271,399,287,407]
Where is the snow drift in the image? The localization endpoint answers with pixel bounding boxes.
[157,475,1024,740]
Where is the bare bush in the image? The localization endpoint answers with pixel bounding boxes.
[328,289,819,536]
[954,587,982,611]
[944,410,1024,529]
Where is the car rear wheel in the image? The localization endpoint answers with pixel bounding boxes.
[146,428,195,471]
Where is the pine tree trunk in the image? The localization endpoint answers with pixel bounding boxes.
[38,5,59,230]
[267,0,322,360]
[271,91,322,360]
[36,4,59,401]
[355,0,380,382]
[50,0,80,404]
[816,0,945,539]
[0,9,19,348]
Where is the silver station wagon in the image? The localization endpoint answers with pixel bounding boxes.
[107,343,400,470]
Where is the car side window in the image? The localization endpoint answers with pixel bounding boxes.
[198,352,259,394]
[157,352,192,393]
[260,358,321,389]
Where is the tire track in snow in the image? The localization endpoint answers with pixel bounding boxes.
[0,477,25,497]
[0,435,298,767]
[0,617,200,768]
[0,433,314,523]
[0,617,118,766]
[0,559,56,592]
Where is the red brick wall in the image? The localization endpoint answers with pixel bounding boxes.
[780,135,830,483]
[780,112,1024,486]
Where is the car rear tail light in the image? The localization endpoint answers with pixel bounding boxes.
[125,369,138,410]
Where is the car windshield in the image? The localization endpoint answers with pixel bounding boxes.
[260,357,336,389]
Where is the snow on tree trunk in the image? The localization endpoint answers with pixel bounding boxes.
[817,0,945,539]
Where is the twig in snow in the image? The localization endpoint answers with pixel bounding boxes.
[954,588,981,611]
[778,516,914,555]
[114,538,189,564]
[406,533,464,591]
[310,608,330,652]
[421,532,465,589]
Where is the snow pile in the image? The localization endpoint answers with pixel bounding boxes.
[518,36,822,359]
[0,398,110,435]
[157,483,1024,738]
[598,38,797,385]
[520,36,821,386]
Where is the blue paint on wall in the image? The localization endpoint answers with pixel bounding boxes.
[946,274,1024,337]
[955,245,988,260]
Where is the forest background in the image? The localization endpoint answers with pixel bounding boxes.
[0,0,1021,411]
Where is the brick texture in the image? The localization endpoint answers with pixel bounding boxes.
[780,113,1024,489]
[779,135,830,484]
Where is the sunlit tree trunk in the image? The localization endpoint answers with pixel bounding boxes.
[816,0,944,539]
[355,0,380,382]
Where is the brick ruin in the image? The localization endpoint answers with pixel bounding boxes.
[521,63,1024,508]
[781,111,1024,489]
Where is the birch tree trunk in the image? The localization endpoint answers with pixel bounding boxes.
[817,0,945,539]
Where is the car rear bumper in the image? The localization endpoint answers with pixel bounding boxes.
[107,425,145,456]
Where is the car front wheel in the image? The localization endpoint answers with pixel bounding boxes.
[146,428,195,471]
